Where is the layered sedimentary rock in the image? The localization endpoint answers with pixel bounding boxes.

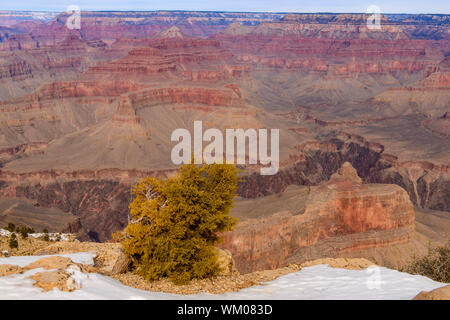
[371,56,450,120]
[0,196,78,233]
[0,55,32,80]
[222,163,416,273]
[25,11,284,40]
[0,131,446,242]
[239,131,450,212]
[0,12,447,244]
[0,34,114,102]
[86,34,245,83]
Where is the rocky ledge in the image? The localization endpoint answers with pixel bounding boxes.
[221,162,416,273]
[0,233,378,295]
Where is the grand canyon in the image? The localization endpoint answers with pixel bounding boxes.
[0,10,448,274]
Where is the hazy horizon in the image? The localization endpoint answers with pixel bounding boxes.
[1,9,450,15]
[0,1,449,14]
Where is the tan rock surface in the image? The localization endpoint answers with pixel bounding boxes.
[109,247,131,276]
[0,264,23,276]
[29,270,81,292]
[24,256,74,270]
[23,256,97,273]
[33,241,121,274]
[413,285,450,300]
[216,248,238,276]
[329,162,363,184]
[301,258,374,270]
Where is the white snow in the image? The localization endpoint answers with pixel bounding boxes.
[213,265,447,300]
[0,252,95,267]
[0,252,447,300]
[0,228,73,242]
[28,233,72,241]
[0,229,11,237]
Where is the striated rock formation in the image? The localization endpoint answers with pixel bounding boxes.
[0,128,446,241]
[239,131,450,212]
[0,55,32,80]
[0,11,447,245]
[221,163,416,273]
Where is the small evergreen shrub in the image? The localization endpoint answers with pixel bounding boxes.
[122,162,239,285]
[19,228,28,239]
[8,233,18,249]
[17,225,34,239]
[6,223,16,232]
[41,229,50,242]
[405,241,450,283]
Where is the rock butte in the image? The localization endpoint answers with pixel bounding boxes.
[221,162,416,273]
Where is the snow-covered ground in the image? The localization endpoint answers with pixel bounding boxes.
[0,229,10,237]
[0,252,94,267]
[0,252,447,300]
[0,228,73,242]
[28,233,72,241]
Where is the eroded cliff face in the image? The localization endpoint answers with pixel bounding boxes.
[0,133,445,242]
[0,13,447,245]
[11,180,130,242]
[221,163,416,273]
[0,168,175,241]
[239,134,449,212]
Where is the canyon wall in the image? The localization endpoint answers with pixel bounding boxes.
[239,135,449,212]
[0,135,446,242]
[220,163,416,273]
[0,12,447,251]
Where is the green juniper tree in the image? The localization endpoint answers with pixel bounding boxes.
[120,162,239,285]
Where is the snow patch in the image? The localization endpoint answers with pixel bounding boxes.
[0,229,11,237]
[0,228,73,241]
[0,252,95,267]
[0,252,447,300]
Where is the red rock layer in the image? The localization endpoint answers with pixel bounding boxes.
[128,87,243,108]
[86,37,244,82]
[221,164,416,273]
